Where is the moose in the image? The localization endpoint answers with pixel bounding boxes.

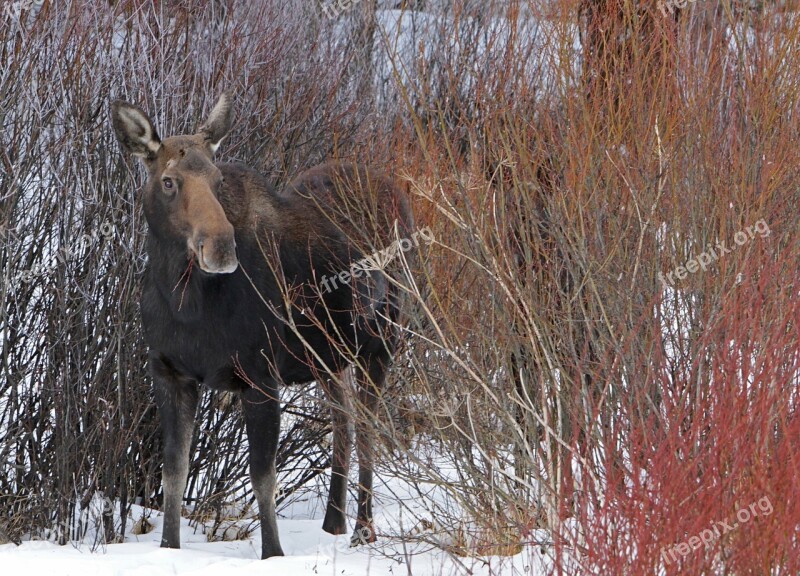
[111,93,413,558]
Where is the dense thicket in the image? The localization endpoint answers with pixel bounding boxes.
[1,1,798,573]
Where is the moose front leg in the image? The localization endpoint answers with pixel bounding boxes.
[151,353,199,549]
[242,386,285,558]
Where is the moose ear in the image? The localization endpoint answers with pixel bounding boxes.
[198,93,233,154]
[111,101,162,160]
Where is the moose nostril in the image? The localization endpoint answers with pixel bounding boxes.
[192,234,237,273]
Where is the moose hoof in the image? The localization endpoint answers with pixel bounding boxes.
[261,546,285,559]
[322,511,347,535]
[350,524,376,547]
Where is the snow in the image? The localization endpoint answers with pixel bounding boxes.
[0,514,551,575]
[371,9,582,107]
[0,472,555,575]
[0,532,549,575]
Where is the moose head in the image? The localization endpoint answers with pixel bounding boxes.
[111,94,238,274]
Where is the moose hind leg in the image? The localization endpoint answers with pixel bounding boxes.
[151,353,199,549]
[322,374,353,535]
[242,387,285,558]
[351,352,391,546]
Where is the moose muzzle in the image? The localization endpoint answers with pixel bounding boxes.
[191,225,238,274]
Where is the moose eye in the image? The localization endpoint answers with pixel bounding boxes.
[162,177,175,193]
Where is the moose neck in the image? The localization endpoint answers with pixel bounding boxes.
[146,231,229,320]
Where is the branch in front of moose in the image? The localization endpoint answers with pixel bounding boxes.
[319,226,434,294]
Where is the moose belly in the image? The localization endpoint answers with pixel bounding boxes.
[154,334,253,392]
[142,306,265,392]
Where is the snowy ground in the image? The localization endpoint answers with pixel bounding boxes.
[0,472,554,576]
[0,523,547,576]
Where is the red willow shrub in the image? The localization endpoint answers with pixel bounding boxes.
[573,244,800,574]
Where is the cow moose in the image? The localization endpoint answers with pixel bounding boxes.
[111,94,413,558]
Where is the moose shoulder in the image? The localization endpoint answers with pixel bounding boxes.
[111,94,413,558]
